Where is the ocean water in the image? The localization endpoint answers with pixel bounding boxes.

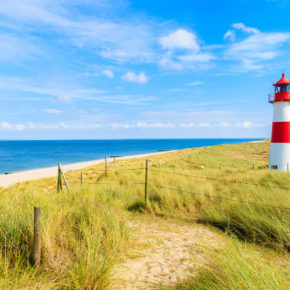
[0,139,262,174]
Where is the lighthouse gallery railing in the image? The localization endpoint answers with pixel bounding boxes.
[268,93,275,102]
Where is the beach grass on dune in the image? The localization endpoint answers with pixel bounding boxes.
[0,187,129,288]
[164,241,289,290]
[0,140,289,288]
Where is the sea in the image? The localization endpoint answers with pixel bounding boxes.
[0,139,263,174]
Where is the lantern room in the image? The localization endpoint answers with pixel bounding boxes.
[269,73,290,103]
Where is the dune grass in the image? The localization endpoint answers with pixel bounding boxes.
[0,140,289,288]
[166,241,289,290]
[0,187,129,288]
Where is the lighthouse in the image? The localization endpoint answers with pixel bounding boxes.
[269,72,290,171]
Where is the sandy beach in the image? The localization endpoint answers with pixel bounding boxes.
[0,150,175,188]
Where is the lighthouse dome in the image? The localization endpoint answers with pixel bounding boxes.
[274,73,290,86]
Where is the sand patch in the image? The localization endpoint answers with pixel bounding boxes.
[115,217,224,289]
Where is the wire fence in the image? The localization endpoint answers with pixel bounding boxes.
[151,184,290,211]
[57,158,290,212]
[150,168,290,190]
[154,153,268,170]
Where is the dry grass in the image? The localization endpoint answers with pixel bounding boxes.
[165,241,289,290]
[0,140,289,288]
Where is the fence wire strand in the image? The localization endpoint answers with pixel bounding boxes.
[150,168,290,190]
[59,160,290,212]
[150,184,290,211]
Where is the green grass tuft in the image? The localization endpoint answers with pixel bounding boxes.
[168,241,289,290]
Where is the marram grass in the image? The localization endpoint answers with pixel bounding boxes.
[0,187,129,289]
[0,140,289,288]
[165,241,290,290]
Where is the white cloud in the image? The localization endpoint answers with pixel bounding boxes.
[0,121,103,131]
[224,23,259,43]
[43,108,62,115]
[0,120,268,132]
[235,121,266,128]
[0,77,104,101]
[110,122,175,129]
[159,29,199,51]
[0,2,218,71]
[60,123,102,129]
[112,123,130,129]
[1,121,24,131]
[224,30,235,41]
[102,70,114,78]
[235,121,254,128]
[137,122,146,127]
[180,122,211,128]
[137,122,175,128]
[159,55,183,70]
[159,51,215,70]
[232,23,260,34]
[0,77,155,105]
[93,94,155,105]
[158,29,215,70]
[0,1,155,63]
[178,52,214,62]
[167,88,187,93]
[0,121,57,131]
[121,72,149,84]
[224,24,290,71]
[224,23,260,43]
[217,122,230,127]
[186,81,204,86]
[180,121,266,129]
[227,33,290,59]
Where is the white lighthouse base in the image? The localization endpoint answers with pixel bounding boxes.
[269,143,290,171]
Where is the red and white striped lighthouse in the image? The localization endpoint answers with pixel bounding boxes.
[269,72,290,171]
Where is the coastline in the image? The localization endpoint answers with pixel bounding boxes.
[0,150,176,188]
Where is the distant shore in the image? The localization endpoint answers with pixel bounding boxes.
[0,140,266,188]
[0,150,176,188]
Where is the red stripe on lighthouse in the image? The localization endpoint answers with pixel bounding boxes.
[271,122,290,143]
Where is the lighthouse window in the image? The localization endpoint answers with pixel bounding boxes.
[271,165,278,170]
[281,85,287,92]
[276,85,289,92]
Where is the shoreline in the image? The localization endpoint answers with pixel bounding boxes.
[0,140,265,188]
[0,150,176,188]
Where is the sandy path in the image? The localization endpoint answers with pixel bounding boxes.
[0,151,175,188]
[115,217,224,289]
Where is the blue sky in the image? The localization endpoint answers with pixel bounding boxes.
[0,0,290,139]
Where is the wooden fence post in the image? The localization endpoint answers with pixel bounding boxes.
[252,163,255,170]
[80,172,83,186]
[57,163,62,193]
[145,160,149,203]
[57,163,69,192]
[114,157,116,170]
[32,206,41,265]
[60,167,69,191]
[105,155,108,177]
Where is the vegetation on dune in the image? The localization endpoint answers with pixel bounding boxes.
[0,188,129,288]
[0,140,289,288]
[167,241,289,290]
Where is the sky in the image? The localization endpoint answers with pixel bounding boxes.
[0,0,290,139]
